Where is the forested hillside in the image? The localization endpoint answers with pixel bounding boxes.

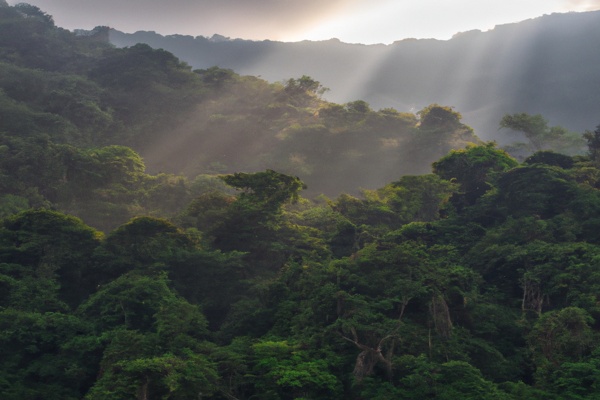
[110,10,600,142]
[0,1,492,228]
[3,3,600,399]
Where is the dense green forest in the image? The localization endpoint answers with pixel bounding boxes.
[2,3,600,399]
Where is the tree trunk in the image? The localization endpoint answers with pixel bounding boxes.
[138,377,149,400]
[430,294,452,338]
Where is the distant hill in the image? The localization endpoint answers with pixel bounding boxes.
[0,3,482,205]
[109,11,600,141]
[0,2,591,207]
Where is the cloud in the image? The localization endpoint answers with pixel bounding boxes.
[561,0,600,11]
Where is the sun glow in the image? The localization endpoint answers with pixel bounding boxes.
[8,0,600,44]
[561,0,600,12]
[283,0,600,44]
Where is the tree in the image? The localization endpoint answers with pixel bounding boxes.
[178,190,234,236]
[500,113,549,151]
[417,104,462,130]
[383,174,458,223]
[583,124,600,163]
[548,359,600,399]
[524,151,574,169]
[194,66,236,87]
[284,75,328,97]
[84,327,218,400]
[0,209,102,309]
[95,216,195,280]
[78,271,218,399]
[529,307,596,388]
[345,100,371,114]
[212,170,306,267]
[90,43,194,90]
[57,145,150,232]
[0,134,67,204]
[432,143,518,208]
[165,247,246,329]
[250,340,342,399]
[0,194,29,219]
[500,113,585,154]
[0,309,99,399]
[221,169,305,207]
[283,76,328,108]
[412,104,479,164]
[89,352,217,400]
[433,361,509,399]
[494,164,577,219]
[13,3,54,26]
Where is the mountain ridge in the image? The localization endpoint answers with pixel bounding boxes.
[108,10,600,141]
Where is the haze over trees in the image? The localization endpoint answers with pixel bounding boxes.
[110,10,600,143]
[2,3,600,399]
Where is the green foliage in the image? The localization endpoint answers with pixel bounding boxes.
[195,65,237,87]
[90,43,194,90]
[345,99,371,114]
[99,216,194,270]
[2,147,600,398]
[494,165,577,218]
[221,169,305,206]
[529,307,595,371]
[13,3,54,26]
[78,272,174,331]
[382,174,458,223]
[4,4,600,399]
[178,190,234,236]
[0,133,68,203]
[0,194,29,218]
[251,340,342,399]
[211,170,312,271]
[501,113,549,151]
[284,75,328,99]
[524,150,575,169]
[0,209,102,309]
[418,103,462,130]
[1,3,484,198]
[85,330,218,400]
[500,113,585,155]
[549,359,600,399]
[0,309,99,399]
[433,142,518,207]
[374,355,510,399]
[434,361,509,399]
[583,124,600,163]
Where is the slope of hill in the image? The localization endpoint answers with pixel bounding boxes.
[1,3,493,196]
[0,1,481,229]
[6,4,600,399]
[110,10,600,141]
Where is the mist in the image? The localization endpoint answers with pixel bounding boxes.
[110,10,600,143]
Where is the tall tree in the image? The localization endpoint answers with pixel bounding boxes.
[211,170,306,269]
[0,209,102,309]
[500,113,585,155]
[583,124,600,163]
[432,143,518,208]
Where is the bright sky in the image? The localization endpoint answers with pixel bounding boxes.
[9,0,600,44]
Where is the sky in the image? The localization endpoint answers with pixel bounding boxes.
[9,0,600,44]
